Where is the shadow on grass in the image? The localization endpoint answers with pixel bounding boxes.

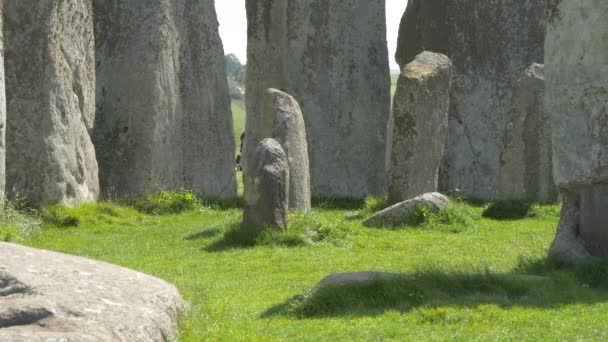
[183,227,223,241]
[482,200,533,220]
[203,222,259,252]
[312,198,366,211]
[262,258,608,319]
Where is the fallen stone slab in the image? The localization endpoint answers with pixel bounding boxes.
[0,242,185,341]
[363,192,449,227]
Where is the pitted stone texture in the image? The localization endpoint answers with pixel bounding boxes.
[387,52,452,204]
[243,139,289,232]
[545,0,608,190]
[0,242,184,341]
[94,0,236,198]
[498,64,557,202]
[397,0,546,200]
[363,192,449,227]
[0,3,6,209]
[548,192,591,262]
[4,0,99,206]
[246,0,390,198]
[246,88,311,212]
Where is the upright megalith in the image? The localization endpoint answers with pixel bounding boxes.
[94,0,236,198]
[498,64,557,203]
[243,139,289,232]
[397,0,546,200]
[246,0,390,198]
[545,0,608,261]
[0,3,6,209]
[4,0,99,206]
[387,52,452,204]
[251,89,311,212]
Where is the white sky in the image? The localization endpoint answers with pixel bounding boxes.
[216,0,408,70]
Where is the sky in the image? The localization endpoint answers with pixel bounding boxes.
[215,0,408,71]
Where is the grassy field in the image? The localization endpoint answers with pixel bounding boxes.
[232,99,246,156]
[3,194,608,341]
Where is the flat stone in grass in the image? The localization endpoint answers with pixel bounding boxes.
[387,51,452,204]
[363,192,449,227]
[243,139,289,232]
[0,242,184,341]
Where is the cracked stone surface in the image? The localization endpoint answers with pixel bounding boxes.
[0,242,185,341]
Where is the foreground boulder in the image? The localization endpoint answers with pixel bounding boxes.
[363,192,449,227]
[246,0,390,198]
[498,64,557,203]
[246,89,311,212]
[545,0,608,261]
[397,0,546,200]
[94,0,236,198]
[387,52,452,204]
[243,139,289,232]
[4,0,99,206]
[0,242,184,341]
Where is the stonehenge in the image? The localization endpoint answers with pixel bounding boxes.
[246,0,390,198]
[545,0,608,261]
[93,0,237,198]
[498,64,557,203]
[0,2,5,209]
[243,139,289,232]
[4,0,99,207]
[397,0,546,200]
[387,51,452,204]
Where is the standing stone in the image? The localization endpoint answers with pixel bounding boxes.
[246,0,390,198]
[387,51,452,204]
[0,2,6,210]
[396,0,546,200]
[545,0,608,260]
[94,0,237,198]
[243,139,289,232]
[498,64,557,203]
[250,89,311,212]
[4,0,99,206]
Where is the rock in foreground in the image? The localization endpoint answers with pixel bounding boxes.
[0,242,184,341]
[363,192,449,227]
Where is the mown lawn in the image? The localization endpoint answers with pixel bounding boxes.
[4,194,608,341]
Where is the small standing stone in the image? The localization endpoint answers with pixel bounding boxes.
[387,52,452,204]
[498,64,557,202]
[243,139,289,232]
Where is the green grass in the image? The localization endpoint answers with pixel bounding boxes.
[391,73,399,98]
[232,99,246,156]
[4,196,608,341]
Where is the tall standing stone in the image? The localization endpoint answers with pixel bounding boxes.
[4,0,99,206]
[396,0,546,200]
[248,89,311,212]
[498,64,557,203]
[545,0,608,261]
[246,0,390,198]
[387,51,452,204]
[94,0,237,198]
[0,1,6,209]
[243,139,289,232]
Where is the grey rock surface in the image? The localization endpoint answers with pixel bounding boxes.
[545,0,608,261]
[363,192,449,227]
[257,89,311,212]
[0,3,5,209]
[397,0,546,200]
[94,0,236,198]
[0,242,184,341]
[243,139,289,232]
[4,0,99,206]
[498,64,557,202]
[246,0,390,198]
[387,52,452,204]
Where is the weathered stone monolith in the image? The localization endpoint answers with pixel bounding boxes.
[0,2,6,210]
[396,0,546,200]
[243,139,289,232]
[94,0,236,198]
[498,64,557,203]
[387,52,452,204]
[4,0,99,206]
[253,89,311,212]
[246,0,390,198]
[545,0,608,261]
